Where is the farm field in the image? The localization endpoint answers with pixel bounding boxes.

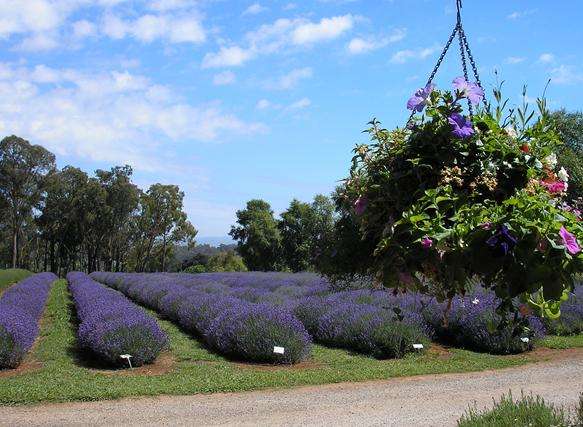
[0,272,581,405]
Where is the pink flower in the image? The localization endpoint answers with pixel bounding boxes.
[354,196,368,215]
[559,226,581,255]
[541,180,566,194]
[480,222,493,230]
[421,236,433,249]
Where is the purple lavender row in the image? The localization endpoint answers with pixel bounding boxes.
[163,273,552,355]
[67,272,168,368]
[0,272,57,369]
[90,272,312,364]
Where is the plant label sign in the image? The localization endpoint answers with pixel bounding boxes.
[273,346,285,354]
[412,344,424,350]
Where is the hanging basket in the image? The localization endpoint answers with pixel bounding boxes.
[334,0,583,319]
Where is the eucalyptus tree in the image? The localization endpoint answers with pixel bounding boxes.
[0,136,55,268]
[230,199,282,271]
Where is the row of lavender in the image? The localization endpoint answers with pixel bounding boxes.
[99,272,583,355]
[0,273,57,369]
[166,273,548,355]
[90,272,312,364]
[91,272,432,359]
[67,272,168,367]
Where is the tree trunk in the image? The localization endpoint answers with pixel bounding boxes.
[162,234,167,272]
[11,228,17,268]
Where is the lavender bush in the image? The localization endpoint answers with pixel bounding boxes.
[0,272,56,369]
[423,291,545,354]
[91,272,313,364]
[68,272,167,368]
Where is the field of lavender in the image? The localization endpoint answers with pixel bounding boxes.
[89,272,583,365]
[0,270,582,404]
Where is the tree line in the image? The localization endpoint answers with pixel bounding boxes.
[0,135,196,275]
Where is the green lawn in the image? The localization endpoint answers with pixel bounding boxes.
[0,268,31,292]
[0,279,580,406]
[541,334,583,349]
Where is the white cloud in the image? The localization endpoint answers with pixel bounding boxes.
[283,3,297,10]
[505,56,526,64]
[539,53,555,63]
[347,28,406,55]
[256,99,274,110]
[0,63,266,172]
[72,20,96,39]
[243,3,267,16]
[268,67,313,90]
[148,0,198,11]
[104,13,206,44]
[390,45,439,64]
[287,97,311,110]
[550,65,583,85]
[507,9,537,20]
[17,33,59,51]
[213,71,236,86]
[202,46,254,68]
[291,15,354,45]
[202,15,355,68]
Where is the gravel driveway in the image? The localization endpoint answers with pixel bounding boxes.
[2,350,582,427]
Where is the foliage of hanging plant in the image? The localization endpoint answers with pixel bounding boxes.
[338,79,583,317]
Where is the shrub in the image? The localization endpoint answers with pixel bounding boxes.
[0,272,56,369]
[68,272,167,368]
[206,303,312,364]
[424,291,545,354]
[183,264,206,274]
[316,303,427,358]
[457,392,569,427]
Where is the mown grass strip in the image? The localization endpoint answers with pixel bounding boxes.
[0,269,31,292]
[0,278,579,406]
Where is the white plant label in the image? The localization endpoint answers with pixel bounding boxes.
[520,337,530,343]
[120,354,133,369]
[273,346,285,354]
[471,298,480,305]
[412,344,424,350]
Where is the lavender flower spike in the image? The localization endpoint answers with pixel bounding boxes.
[448,113,474,138]
[407,83,434,112]
[452,77,484,105]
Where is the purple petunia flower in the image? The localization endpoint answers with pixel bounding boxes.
[421,236,433,249]
[354,196,368,215]
[559,226,581,255]
[452,77,484,105]
[486,225,518,257]
[448,113,474,138]
[407,83,435,112]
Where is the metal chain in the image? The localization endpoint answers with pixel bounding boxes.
[407,25,458,125]
[459,26,483,91]
[407,0,484,125]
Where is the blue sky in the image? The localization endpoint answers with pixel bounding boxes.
[0,0,582,242]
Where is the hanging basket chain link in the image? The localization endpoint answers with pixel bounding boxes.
[407,0,482,125]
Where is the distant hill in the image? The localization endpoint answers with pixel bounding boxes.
[196,236,236,246]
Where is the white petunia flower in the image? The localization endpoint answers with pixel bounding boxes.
[534,159,543,170]
[558,167,569,182]
[472,298,480,305]
[504,126,518,138]
[544,153,558,168]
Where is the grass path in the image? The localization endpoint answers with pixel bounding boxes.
[0,279,580,406]
[0,269,31,292]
